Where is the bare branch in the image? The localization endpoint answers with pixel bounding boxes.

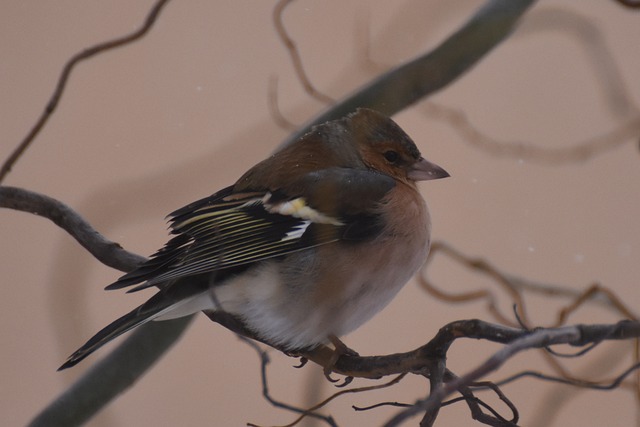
[420,102,640,164]
[276,375,407,427]
[519,7,637,117]
[0,0,172,183]
[240,337,338,427]
[209,311,640,425]
[421,241,640,323]
[382,321,640,426]
[273,0,335,105]
[0,186,145,272]
[613,0,640,9]
[268,75,298,130]
[495,363,640,390]
[279,0,538,148]
[358,7,640,165]
[0,186,191,426]
[28,316,193,427]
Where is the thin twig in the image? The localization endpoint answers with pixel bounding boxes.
[495,362,640,390]
[273,0,335,105]
[359,6,640,165]
[420,102,640,165]
[383,322,640,426]
[421,241,640,322]
[240,337,338,427]
[278,0,538,149]
[277,374,407,427]
[0,0,172,183]
[518,7,637,117]
[268,75,298,130]
[420,241,528,327]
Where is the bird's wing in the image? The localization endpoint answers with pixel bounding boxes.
[106,168,395,292]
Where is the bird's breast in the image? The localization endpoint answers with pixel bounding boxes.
[212,188,431,350]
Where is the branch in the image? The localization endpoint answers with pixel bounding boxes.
[28,316,193,427]
[0,0,172,183]
[381,320,640,426]
[7,183,638,425]
[419,102,640,165]
[421,241,640,324]
[0,185,194,427]
[273,0,335,104]
[279,0,537,148]
[209,313,640,426]
[613,0,640,9]
[0,184,193,426]
[0,186,145,272]
[209,313,640,380]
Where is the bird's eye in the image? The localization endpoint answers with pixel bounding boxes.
[383,150,399,163]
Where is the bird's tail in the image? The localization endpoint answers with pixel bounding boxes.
[58,297,177,370]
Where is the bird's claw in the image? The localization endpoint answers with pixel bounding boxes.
[322,335,358,386]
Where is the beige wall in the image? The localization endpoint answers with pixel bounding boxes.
[2,1,639,426]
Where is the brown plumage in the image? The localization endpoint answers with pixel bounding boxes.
[60,108,449,370]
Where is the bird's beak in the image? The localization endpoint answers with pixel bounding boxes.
[408,157,450,181]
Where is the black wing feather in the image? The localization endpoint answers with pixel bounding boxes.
[106,169,395,292]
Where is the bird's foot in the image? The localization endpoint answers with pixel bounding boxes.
[323,335,357,387]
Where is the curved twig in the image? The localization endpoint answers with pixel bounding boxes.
[279,0,537,149]
[420,102,640,165]
[240,337,338,427]
[382,321,640,426]
[495,362,640,390]
[273,0,335,105]
[0,186,145,272]
[0,0,172,183]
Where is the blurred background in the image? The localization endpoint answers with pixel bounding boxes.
[1,1,639,425]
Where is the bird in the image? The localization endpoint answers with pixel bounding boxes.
[59,108,449,370]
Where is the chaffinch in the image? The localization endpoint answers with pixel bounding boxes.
[59,108,449,370]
